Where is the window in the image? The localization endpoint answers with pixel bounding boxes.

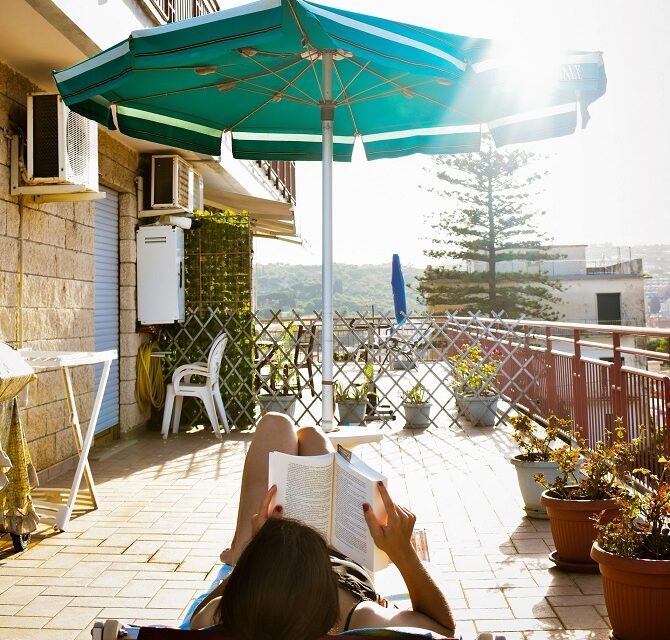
[597,293,622,325]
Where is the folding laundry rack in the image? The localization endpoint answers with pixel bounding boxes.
[19,349,117,531]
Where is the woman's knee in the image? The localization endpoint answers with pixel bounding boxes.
[297,425,333,455]
[255,412,296,439]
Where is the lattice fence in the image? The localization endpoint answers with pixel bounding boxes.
[158,309,533,431]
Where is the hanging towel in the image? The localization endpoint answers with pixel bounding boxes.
[0,398,40,535]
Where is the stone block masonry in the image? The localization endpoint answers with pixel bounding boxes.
[0,60,149,474]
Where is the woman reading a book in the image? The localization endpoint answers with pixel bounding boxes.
[190,412,456,639]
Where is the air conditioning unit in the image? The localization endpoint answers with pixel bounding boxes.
[150,155,204,215]
[26,93,99,191]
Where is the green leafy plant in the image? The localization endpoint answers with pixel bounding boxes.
[334,380,369,402]
[267,328,298,395]
[449,343,501,396]
[162,209,255,428]
[535,421,640,500]
[595,456,670,560]
[511,414,564,462]
[401,383,430,405]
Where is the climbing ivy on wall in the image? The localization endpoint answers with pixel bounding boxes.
[161,209,255,429]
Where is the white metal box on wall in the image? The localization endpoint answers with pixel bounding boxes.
[136,225,185,325]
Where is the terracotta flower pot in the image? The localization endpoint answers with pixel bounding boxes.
[540,488,618,570]
[591,542,670,640]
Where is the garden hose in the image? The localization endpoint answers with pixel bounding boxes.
[135,336,165,411]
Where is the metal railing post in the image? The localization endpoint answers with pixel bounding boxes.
[572,329,588,440]
[545,327,557,415]
[612,332,624,427]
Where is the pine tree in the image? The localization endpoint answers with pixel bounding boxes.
[417,136,562,320]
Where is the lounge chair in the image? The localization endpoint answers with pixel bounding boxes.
[91,562,505,640]
[92,621,504,640]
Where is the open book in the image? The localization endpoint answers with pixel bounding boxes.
[268,445,389,572]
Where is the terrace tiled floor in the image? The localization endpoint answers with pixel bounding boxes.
[0,419,611,640]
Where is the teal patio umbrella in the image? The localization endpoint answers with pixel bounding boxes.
[53,0,606,430]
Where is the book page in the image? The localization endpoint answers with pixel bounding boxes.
[268,452,334,542]
[331,451,388,571]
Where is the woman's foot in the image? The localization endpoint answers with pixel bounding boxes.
[220,546,234,565]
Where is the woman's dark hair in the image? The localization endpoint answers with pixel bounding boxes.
[217,518,339,640]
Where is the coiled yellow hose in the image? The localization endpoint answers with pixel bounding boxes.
[135,336,165,411]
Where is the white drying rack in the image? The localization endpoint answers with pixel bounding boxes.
[19,349,117,531]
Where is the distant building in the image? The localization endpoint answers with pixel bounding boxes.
[466,244,646,327]
[464,244,648,366]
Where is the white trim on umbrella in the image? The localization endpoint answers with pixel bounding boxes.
[472,51,604,74]
[233,131,355,144]
[54,42,130,82]
[488,102,576,129]
[362,123,481,143]
[304,2,467,72]
[117,105,223,137]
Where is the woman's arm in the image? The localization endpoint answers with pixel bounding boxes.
[361,483,455,636]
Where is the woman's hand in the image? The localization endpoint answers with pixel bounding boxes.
[362,481,416,562]
[250,484,281,537]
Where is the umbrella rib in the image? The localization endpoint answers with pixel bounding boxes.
[334,34,463,80]
[235,54,319,105]
[286,0,311,45]
[225,66,319,131]
[107,59,307,104]
[342,60,469,115]
[332,63,363,136]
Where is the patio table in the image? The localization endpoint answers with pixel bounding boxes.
[19,349,117,531]
[327,425,385,449]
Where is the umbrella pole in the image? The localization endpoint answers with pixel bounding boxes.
[321,51,334,432]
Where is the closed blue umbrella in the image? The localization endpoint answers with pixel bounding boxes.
[53,0,606,430]
[391,254,407,326]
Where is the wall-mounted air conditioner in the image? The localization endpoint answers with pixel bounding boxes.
[26,93,99,191]
[149,155,203,215]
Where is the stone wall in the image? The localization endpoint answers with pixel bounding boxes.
[0,61,148,477]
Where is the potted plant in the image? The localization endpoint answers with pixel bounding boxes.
[257,332,298,418]
[335,380,369,425]
[537,422,640,572]
[509,414,566,519]
[449,343,501,427]
[401,383,432,429]
[591,456,670,640]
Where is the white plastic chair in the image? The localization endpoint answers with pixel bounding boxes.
[161,333,230,439]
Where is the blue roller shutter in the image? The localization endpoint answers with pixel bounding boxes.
[94,188,120,433]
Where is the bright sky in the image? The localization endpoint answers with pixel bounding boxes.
[254,0,670,268]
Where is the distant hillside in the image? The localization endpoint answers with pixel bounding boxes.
[255,263,426,317]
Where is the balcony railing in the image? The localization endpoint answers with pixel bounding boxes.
[256,160,297,205]
[144,0,219,23]
[158,309,670,487]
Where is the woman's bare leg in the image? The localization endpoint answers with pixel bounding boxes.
[222,412,299,565]
[297,425,335,456]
